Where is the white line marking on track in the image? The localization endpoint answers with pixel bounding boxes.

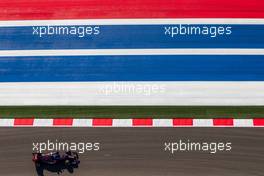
[0,49,263,57]
[0,18,263,26]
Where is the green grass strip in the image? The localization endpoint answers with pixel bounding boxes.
[0,106,263,118]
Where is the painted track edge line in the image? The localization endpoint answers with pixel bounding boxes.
[0,118,263,127]
[1,19,264,26]
[1,49,264,57]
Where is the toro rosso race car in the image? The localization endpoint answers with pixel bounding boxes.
[32,151,80,174]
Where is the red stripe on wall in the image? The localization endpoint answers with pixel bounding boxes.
[213,118,234,126]
[253,119,264,126]
[0,0,263,20]
[92,118,113,126]
[133,118,153,126]
[14,118,34,126]
[53,118,73,126]
[173,118,193,126]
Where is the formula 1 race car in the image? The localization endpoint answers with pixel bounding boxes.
[32,151,80,168]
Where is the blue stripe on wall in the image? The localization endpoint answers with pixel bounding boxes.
[0,55,263,82]
[0,25,263,50]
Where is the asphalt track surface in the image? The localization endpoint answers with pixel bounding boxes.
[0,128,263,176]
